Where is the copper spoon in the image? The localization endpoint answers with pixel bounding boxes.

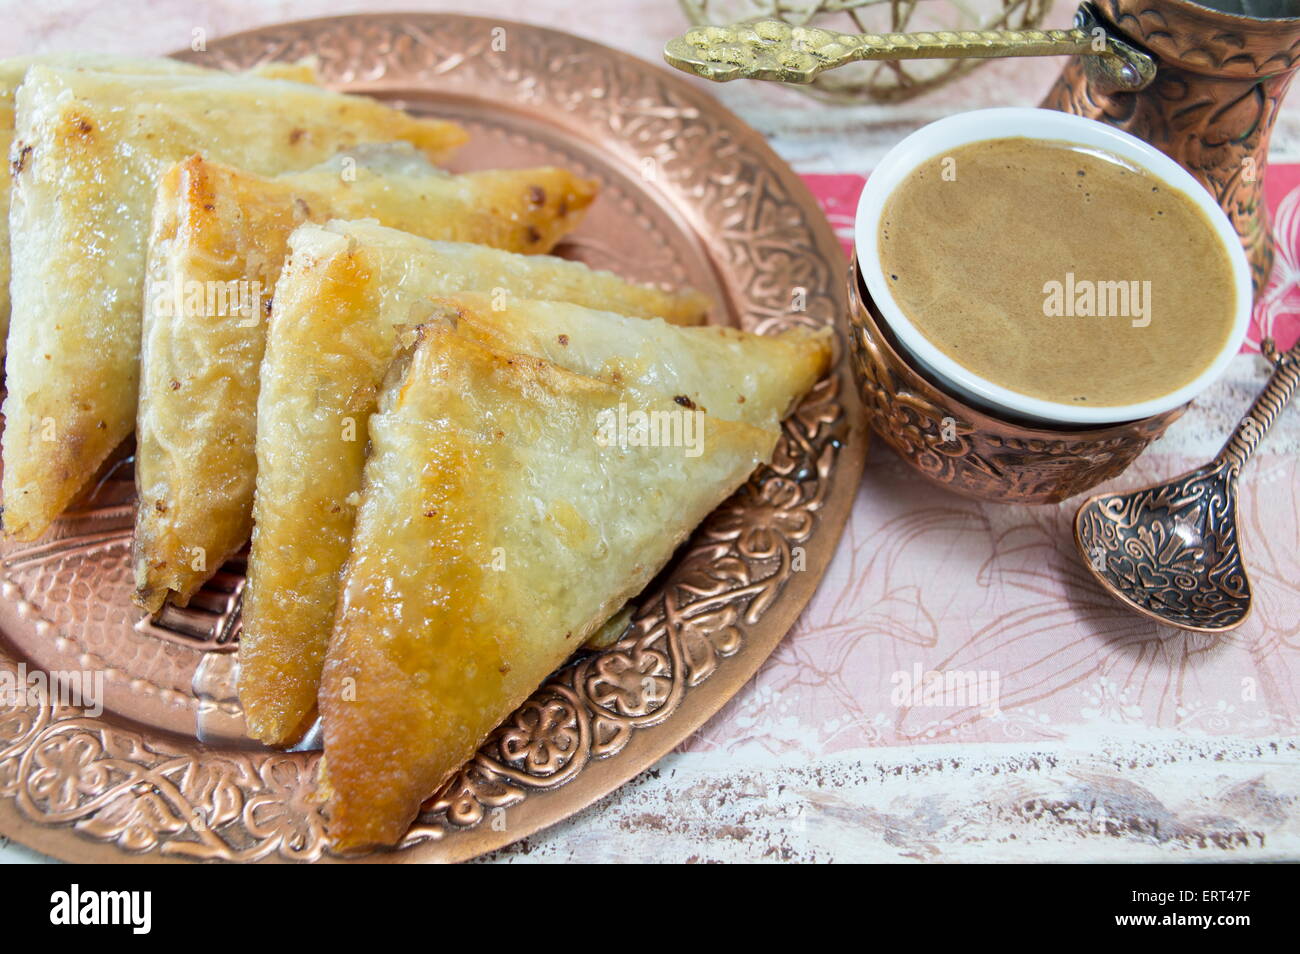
[1074,338,1300,633]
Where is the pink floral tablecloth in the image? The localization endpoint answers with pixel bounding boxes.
[1,0,1297,864]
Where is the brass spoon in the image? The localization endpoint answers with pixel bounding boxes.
[1074,339,1300,633]
[664,3,1155,93]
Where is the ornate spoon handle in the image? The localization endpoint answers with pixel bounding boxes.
[664,3,1155,91]
[1215,338,1300,476]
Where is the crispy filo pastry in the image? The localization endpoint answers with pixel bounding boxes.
[0,54,317,350]
[398,292,833,649]
[319,326,781,849]
[1,66,466,541]
[132,148,598,613]
[240,221,714,745]
[437,293,832,432]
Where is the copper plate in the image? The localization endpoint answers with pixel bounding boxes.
[0,13,865,862]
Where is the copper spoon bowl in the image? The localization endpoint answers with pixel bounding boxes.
[1074,339,1300,633]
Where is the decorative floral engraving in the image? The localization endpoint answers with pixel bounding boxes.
[1075,339,1300,632]
[848,271,1181,504]
[1076,467,1249,631]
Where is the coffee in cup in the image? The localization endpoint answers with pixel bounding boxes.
[876,136,1237,410]
[855,109,1253,428]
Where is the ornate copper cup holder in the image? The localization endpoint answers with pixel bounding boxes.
[846,260,1185,504]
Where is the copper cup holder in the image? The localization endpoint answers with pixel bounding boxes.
[846,259,1184,504]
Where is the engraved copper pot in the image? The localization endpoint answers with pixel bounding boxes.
[1043,0,1300,291]
[847,261,1185,504]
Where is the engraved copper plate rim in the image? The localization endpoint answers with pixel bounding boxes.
[0,12,866,863]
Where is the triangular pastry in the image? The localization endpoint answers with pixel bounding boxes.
[320,326,779,848]
[0,54,317,346]
[298,219,711,325]
[435,293,832,432]
[239,221,713,745]
[422,294,832,654]
[1,66,466,540]
[132,149,597,612]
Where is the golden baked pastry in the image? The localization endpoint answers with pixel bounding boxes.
[320,326,779,849]
[428,293,834,655]
[0,54,317,352]
[132,149,597,612]
[1,66,466,540]
[239,220,712,746]
[437,293,832,431]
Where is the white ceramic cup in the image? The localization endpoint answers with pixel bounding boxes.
[854,107,1253,427]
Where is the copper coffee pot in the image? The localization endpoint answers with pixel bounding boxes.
[1044,0,1300,292]
[665,0,1300,291]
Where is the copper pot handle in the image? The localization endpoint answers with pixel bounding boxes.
[664,2,1156,92]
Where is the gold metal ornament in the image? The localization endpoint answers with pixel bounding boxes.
[666,5,1154,93]
[675,0,1061,103]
